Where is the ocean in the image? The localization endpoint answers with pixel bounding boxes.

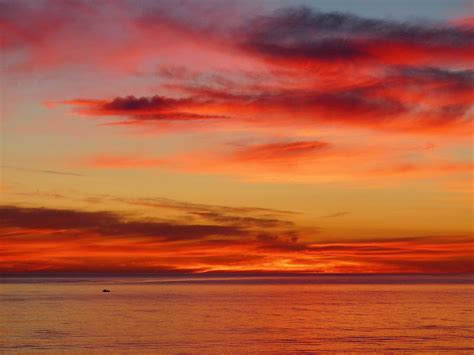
[1,275,473,353]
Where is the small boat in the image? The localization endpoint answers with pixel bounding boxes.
[102,289,111,292]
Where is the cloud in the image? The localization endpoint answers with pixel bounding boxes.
[1,203,472,274]
[78,155,168,169]
[114,196,296,216]
[0,203,301,273]
[231,141,330,162]
[242,7,474,65]
[41,5,471,135]
[64,96,228,122]
[2,188,298,217]
[76,140,472,184]
[0,0,124,72]
[62,69,472,134]
[98,195,297,229]
[0,0,258,74]
[190,212,293,228]
[3,2,473,76]
[0,205,244,241]
[322,212,350,218]
[86,194,298,228]
[1,165,84,177]
[358,67,474,118]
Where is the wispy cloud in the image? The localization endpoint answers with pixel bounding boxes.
[1,165,84,177]
[322,212,350,218]
[76,145,473,184]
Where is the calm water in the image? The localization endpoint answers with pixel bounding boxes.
[1,275,473,353]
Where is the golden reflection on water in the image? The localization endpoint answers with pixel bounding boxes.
[1,277,473,352]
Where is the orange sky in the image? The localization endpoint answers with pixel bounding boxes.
[1,0,473,274]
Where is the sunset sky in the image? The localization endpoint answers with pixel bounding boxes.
[1,0,473,274]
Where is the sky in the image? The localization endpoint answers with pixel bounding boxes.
[0,0,473,274]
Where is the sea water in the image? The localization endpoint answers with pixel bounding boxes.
[1,275,473,353]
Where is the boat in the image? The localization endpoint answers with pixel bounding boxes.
[102,289,111,292]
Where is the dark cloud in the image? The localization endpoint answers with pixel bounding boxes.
[0,190,298,229]
[393,67,474,90]
[243,7,474,63]
[247,38,367,62]
[102,95,190,112]
[66,96,227,121]
[0,205,244,241]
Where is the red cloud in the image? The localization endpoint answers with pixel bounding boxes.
[1,205,472,274]
[76,137,472,186]
[232,141,330,162]
[62,84,472,135]
[61,61,473,135]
